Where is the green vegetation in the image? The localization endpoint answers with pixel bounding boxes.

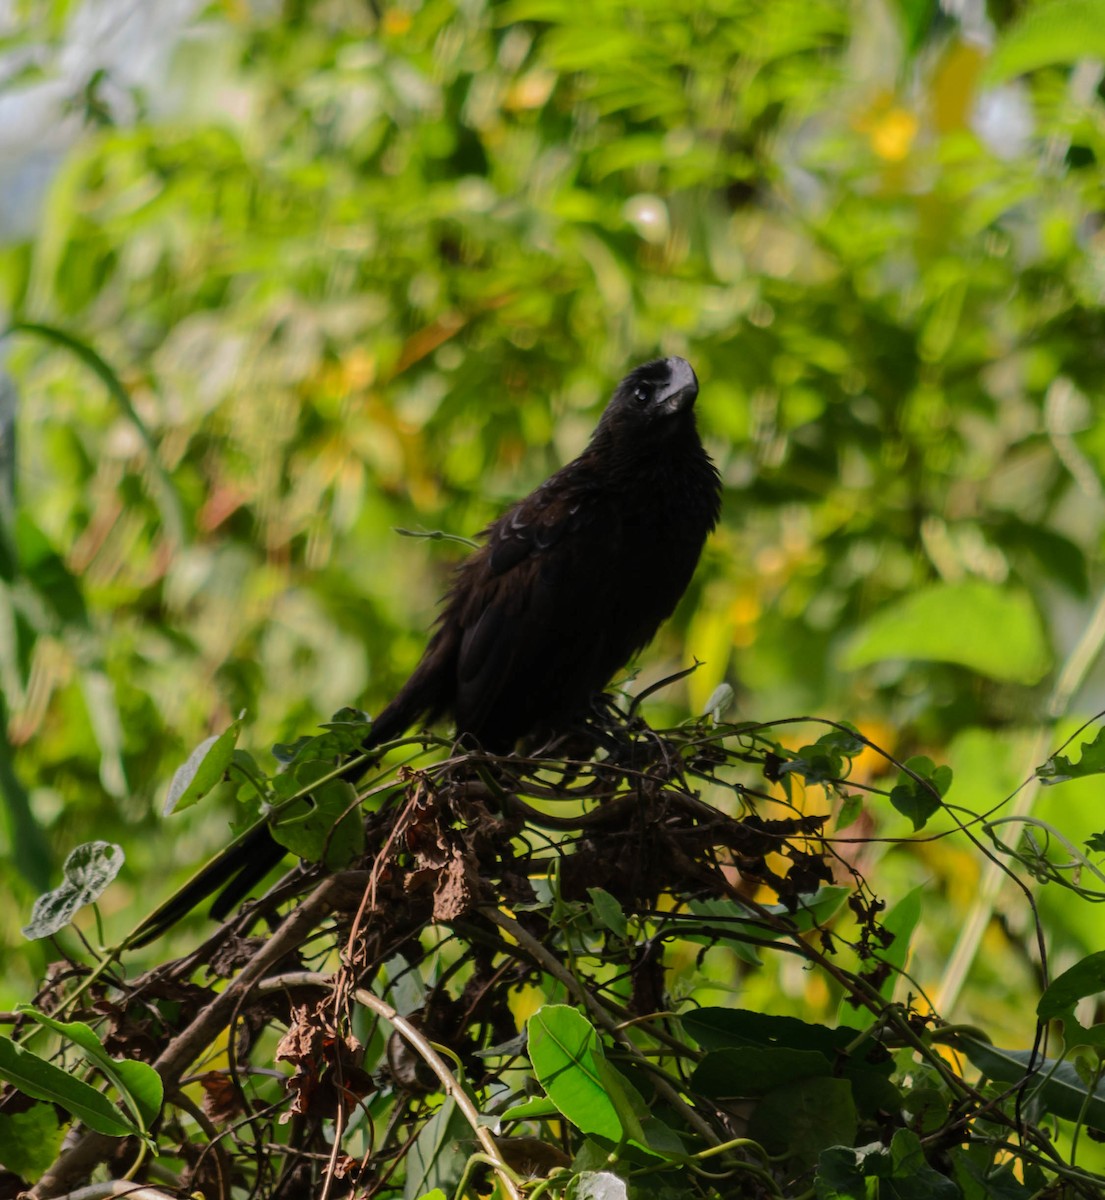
[6,0,1105,1195]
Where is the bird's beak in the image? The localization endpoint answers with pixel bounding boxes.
[659,356,699,414]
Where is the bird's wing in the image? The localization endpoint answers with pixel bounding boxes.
[484,470,598,576]
[453,465,613,737]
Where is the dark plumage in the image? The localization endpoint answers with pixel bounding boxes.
[131,356,720,945]
[370,354,720,749]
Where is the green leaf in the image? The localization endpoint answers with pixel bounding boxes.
[0,1037,139,1138]
[780,727,865,786]
[894,0,937,55]
[5,321,187,545]
[0,709,51,892]
[889,756,951,831]
[842,582,1051,685]
[164,718,243,815]
[1037,727,1105,786]
[692,1046,833,1097]
[1038,951,1105,1020]
[499,1094,562,1123]
[750,1076,856,1170]
[817,1130,959,1199]
[836,794,864,832]
[0,1104,64,1180]
[587,887,628,938]
[13,511,87,627]
[995,517,1089,597]
[986,0,1105,82]
[951,1150,1043,1200]
[527,1005,643,1143]
[22,841,124,940]
[273,709,375,767]
[270,764,363,869]
[816,1144,868,1199]
[17,1009,163,1131]
[576,1171,628,1200]
[683,1007,898,1118]
[955,1034,1105,1130]
[403,1097,471,1200]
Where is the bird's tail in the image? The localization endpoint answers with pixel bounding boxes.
[128,823,286,947]
[128,677,441,947]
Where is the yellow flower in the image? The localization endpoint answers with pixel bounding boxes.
[868,107,918,162]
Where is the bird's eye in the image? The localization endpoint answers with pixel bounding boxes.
[633,385,651,405]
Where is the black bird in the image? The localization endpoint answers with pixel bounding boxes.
[131,356,720,945]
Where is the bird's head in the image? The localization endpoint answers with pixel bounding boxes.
[598,357,700,438]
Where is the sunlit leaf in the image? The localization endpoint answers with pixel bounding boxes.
[0,1037,138,1138]
[1038,727,1105,786]
[889,756,951,831]
[22,841,124,939]
[164,719,243,816]
[986,0,1105,82]
[527,1005,643,1143]
[18,1009,162,1131]
[1038,951,1105,1019]
[842,582,1051,685]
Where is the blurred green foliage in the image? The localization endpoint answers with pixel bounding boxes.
[5,0,1105,1047]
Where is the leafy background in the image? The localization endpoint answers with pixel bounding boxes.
[4,0,1105,1073]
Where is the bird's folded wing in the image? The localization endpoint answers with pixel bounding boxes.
[485,465,604,575]
[455,468,613,732]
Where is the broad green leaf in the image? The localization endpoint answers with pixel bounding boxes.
[272,708,375,767]
[842,582,1050,685]
[986,0,1105,82]
[18,1009,163,1131]
[0,1037,138,1138]
[164,718,243,815]
[817,1130,960,1199]
[0,712,51,892]
[684,1007,899,1118]
[22,841,124,940]
[403,1097,471,1200]
[836,794,864,832]
[692,1046,832,1097]
[1038,951,1105,1019]
[13,511,87,627]
[950,1151,1044,1200]
[270,765,363,869]
[956,1034,1105,1130]
[576,1171,628,1200]
[527,1005,641,1143]
[0,1104,64,1180]
[894,0,937,54]
[750,1076,856,1169]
